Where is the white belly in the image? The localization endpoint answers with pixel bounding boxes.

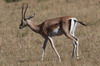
[49,27,63,36]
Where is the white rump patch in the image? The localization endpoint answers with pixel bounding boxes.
[69,18,78,36]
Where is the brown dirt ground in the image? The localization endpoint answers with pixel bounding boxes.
[0,0,100,66]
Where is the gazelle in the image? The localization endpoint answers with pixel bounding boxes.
[19,4,87,62]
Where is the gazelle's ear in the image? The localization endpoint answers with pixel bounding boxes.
[26,13,35,19]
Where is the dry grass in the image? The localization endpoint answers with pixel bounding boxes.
[0,0,100,66]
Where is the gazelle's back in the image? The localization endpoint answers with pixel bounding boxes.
[40,16,72,36]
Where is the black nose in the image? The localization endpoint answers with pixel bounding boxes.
[19,26,22,29]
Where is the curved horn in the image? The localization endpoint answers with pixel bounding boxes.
[24,4,28,18]
[22,4,24,19]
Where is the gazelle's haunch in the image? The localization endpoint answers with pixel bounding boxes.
[19,4,87,62]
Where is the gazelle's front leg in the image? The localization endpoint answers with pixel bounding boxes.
[41,38,48,61]
[48,36,61,62]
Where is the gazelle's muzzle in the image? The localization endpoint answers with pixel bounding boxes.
[19,23,26,29]
[19,25,23,29]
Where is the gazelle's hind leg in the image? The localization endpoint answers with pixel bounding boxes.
[69,18,77,58]
[62,18,79,59]
[70,18,79,59]
[64,33,79,59]
[65,33,79,59]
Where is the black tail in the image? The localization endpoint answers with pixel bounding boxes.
[74,20,87,26]
[78,21,87,26]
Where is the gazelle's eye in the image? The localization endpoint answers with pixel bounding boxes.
[24,18,27,21]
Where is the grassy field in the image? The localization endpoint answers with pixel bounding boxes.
[0,0,100,66]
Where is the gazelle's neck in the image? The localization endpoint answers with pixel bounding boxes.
[27,20,40,33]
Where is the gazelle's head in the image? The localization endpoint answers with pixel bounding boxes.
[19,4,35,29]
